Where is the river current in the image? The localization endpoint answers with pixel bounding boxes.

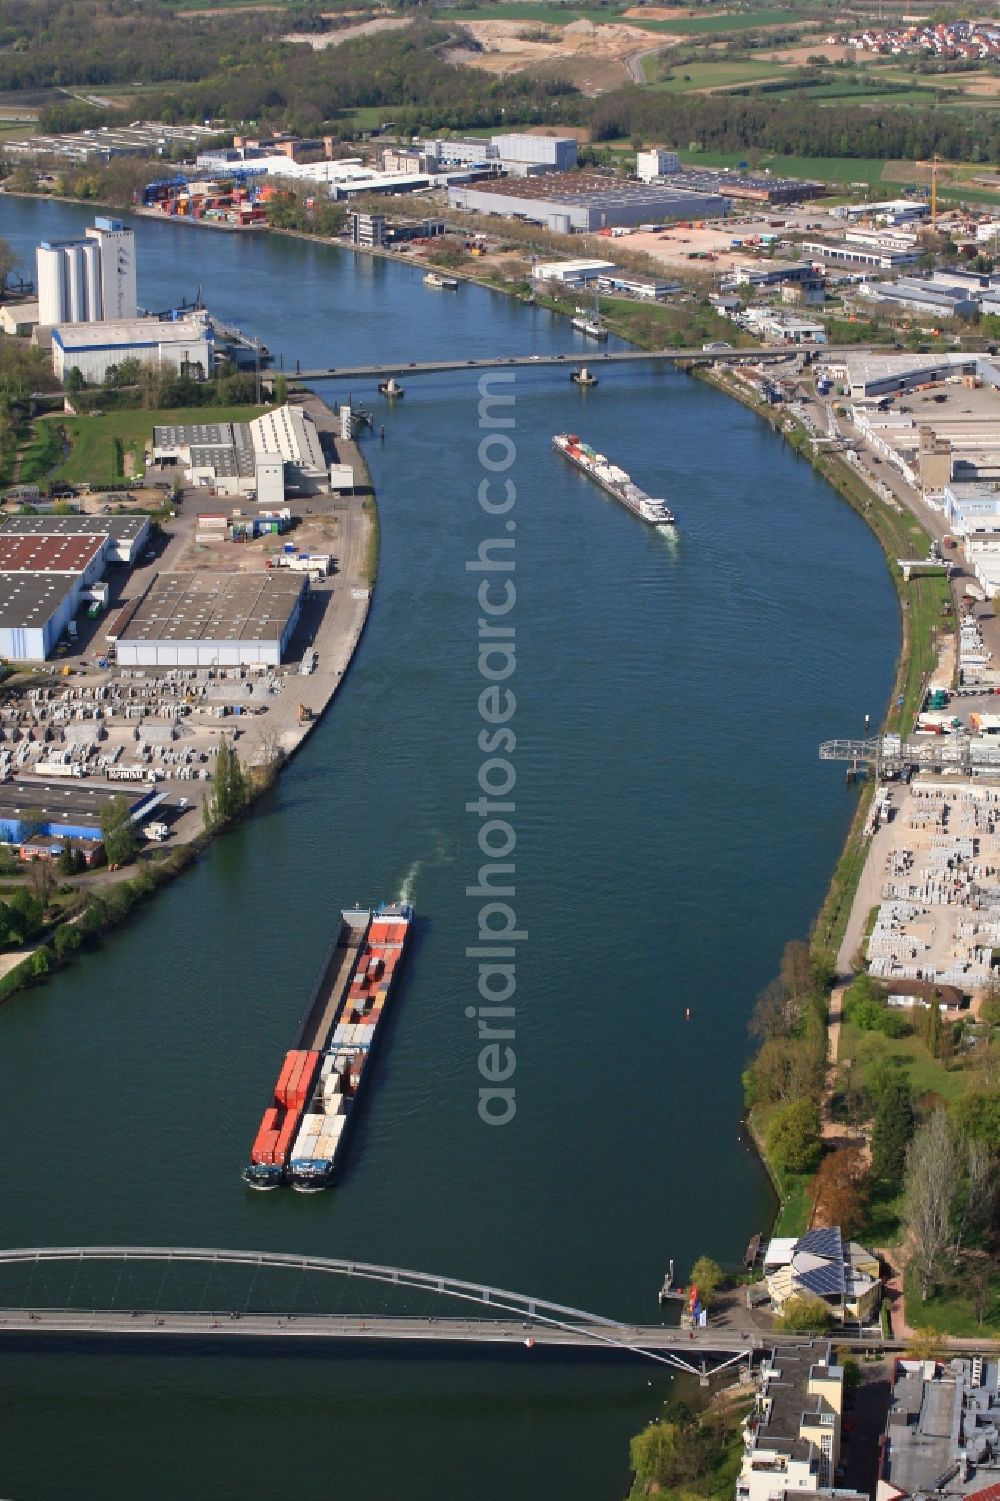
[0,199,899,1500]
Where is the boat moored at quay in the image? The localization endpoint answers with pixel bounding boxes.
[243,903,414,1191]
[553,434,676,529]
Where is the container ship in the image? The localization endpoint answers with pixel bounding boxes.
[553,434,675,529]
[243,903,414,1191]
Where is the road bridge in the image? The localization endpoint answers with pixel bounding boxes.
[0,1246,886,1376]
[289,344,883,383]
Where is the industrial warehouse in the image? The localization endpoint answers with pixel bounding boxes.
[0,781,164,847]
[112,571,305,667]
[447,173,729,232]
[0,514,150,661]
[151,403,332,501]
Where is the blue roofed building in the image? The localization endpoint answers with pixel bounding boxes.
[763,1228,881,1325]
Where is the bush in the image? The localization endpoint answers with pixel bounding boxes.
[777,1295,832,1334]
[53,923,82,959]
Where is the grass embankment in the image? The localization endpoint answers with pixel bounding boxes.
[52,404,266,487]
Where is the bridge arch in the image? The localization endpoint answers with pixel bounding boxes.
[0,1247,730,1373]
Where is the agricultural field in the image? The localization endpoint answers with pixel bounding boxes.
[646,58,789,90]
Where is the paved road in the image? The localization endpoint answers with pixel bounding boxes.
[0,1309,905,1360]
[295,346,888,382]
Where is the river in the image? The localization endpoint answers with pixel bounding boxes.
[0,199,900,1500]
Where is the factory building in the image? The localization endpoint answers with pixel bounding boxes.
[858,279,978,319]
[114,571,305,667]
[0,573,81,661]
[0,781,163,846]
[839,352,978,400]
[491,133,577,174]
[51,313,212,386]
[151,404,328,501]
[636,149,679,182]
[0,514,151,567]
[801,239,919,271]
[448,174,728,233]
[3,122,217,166]
[0,514,152,660]
[534,259,616,286]
[36,217,137,326]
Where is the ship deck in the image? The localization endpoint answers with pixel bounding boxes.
[297,921,369,1053]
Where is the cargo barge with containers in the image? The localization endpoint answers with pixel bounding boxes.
[243,902,414,1191]
[553,435,675,529]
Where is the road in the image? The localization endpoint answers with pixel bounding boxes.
[0,1308,896,1356]
[293,346,888,383]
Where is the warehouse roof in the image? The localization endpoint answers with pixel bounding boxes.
[53,315,210,351]
[0,572,78,629]
[1,515,149,544]
[250,404,326,475]
[0,779,151,830]
[457,171,722,209]
[117,571,303,646]
[0,535,104,574]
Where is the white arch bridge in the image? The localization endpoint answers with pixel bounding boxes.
[0,1247,769,1378]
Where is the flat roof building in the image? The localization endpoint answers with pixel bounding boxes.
[0,780,161,845]
[0,572,81,662]
[448,173,728,232]
[0,514,151,566]
[738,1343,853,1501]
[51,314,212,386]
[879,1357,1000,1501]
[802,239,919,271]
[533,259,616,285]
[115,571,304,667]
[152,403,327,500]
[0,534,106,579]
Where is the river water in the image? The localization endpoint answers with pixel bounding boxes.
[0,200,899,1500]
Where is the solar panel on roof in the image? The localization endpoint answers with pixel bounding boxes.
[798,1227,843,1260]
[798,1262,846,1298]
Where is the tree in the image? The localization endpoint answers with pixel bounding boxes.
[904,1109,960,1301]
[767,1098,822,1178]
[27,858,55,908]
[204,737,248,830]
[19,806,45,842]
[777,1295,832,1334]
[871,1076,915,1184]
[100,795,139,869]
[273,373,289,406]
[810,1147,869,1237]
[53,922,82,960]
[64,367,85,396]
[0,237,17,295]
[689,1256,724,1309]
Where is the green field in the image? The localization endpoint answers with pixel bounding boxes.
[679,149,897,188]
[53,405,265,487]
[648,59,790,91]
[627,7,813,32]
[838,1016,974,1108]
[448,4,627,22]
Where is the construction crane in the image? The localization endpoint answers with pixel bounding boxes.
[916,156,960,229]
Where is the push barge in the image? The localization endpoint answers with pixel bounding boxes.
[243,903,414,1191]
[553,434,675,529]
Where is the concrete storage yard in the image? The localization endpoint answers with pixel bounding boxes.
[0,397,373,842]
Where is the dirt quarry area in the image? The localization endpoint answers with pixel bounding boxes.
[447,17,675,90]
